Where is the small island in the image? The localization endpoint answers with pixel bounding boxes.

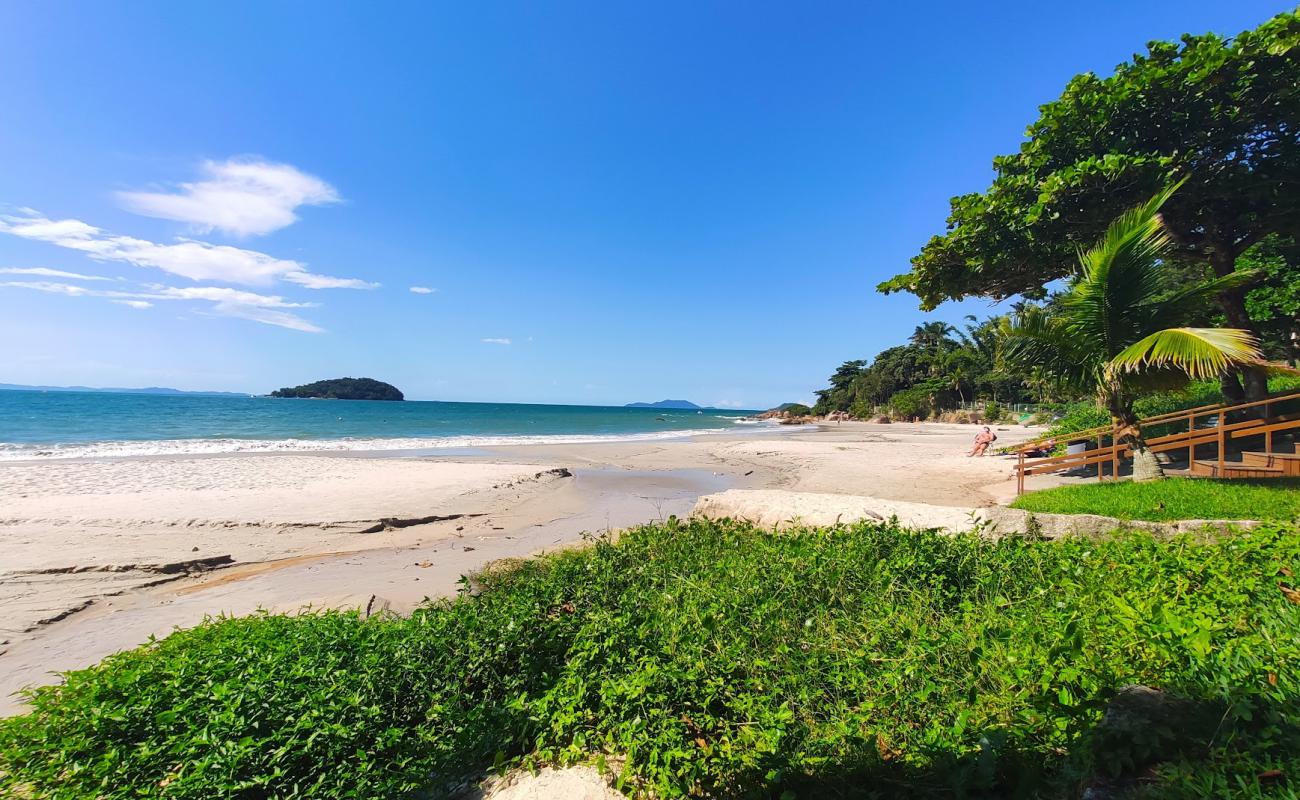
[270,377,404,401]
[625,399,701,409]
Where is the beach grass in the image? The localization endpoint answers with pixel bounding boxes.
[3,518,1299,798]
[1010,477,1300,522]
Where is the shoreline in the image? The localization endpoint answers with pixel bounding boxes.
[0,421,1042,716]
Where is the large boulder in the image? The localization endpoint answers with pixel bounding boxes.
[691,489,981,532]
[466,766,624,800]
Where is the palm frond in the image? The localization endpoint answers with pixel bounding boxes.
[1107,328,1264,382]
[1000,307,1098,393]
[1064,181,1183,354]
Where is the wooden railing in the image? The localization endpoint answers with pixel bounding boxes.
[1014,390,1300,494]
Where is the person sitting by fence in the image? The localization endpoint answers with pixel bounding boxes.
[968,426,996,457]
[1022,438,1056,458]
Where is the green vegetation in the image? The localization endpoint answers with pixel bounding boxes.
[777,402,813,416]
[1240,236,1300,367]
[1039,376,1300,444]
[4,519,1300,798]
[879,9,1300,403]
[812,317,1029,419]
[1011,478,1300,522]
[270,377,404,401]
[819,11,1300,420]
[1000,185,1270,480]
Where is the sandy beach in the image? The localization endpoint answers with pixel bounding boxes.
[0,421,1040,715]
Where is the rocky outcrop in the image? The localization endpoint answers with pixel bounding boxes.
[691,490,1263,539]
[456,766,624,800]
[691,489,982,532]
[978,506,1262,538]
[754,409,814,424]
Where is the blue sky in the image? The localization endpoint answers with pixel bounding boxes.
[0,1,1288,407]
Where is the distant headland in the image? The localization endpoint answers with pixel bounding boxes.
[0,383,247,398]
[270,378,404,401]
[624,399,701,410]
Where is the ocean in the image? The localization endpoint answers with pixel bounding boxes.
[0,390,766,461]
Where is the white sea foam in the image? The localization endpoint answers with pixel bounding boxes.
[0,427,765,462]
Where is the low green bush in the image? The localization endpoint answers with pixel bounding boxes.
[3,520,1299,799]
[886,387,932,420]
[1011,477,1300,522]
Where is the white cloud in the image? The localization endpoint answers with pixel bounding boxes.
[0,267,110,281]
[113,299,153,309]
[0,280,322,333]
[481,337,512,345]
[284,271,378,290]
[0,211,368,290]
[202,304,323,333]
[117,158,340,237]
[146,285,315,308]
[409,286,436,294]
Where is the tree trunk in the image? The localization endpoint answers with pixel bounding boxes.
[1208,249,1268,403]
[1108,393,1164,482]
[1220,371,1246,406]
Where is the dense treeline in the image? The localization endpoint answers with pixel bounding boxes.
[880,10,1300,403]
[818,10,1300,422]
[811,317,1032,419]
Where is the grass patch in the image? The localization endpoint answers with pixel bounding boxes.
[1010,477,1300,522]
[3,519,1300,798]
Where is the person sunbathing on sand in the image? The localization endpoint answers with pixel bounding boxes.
[968,426,996,457]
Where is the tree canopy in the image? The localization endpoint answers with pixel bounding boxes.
[880,11,1300,315]
[1000,187,1269,479]
[1241,235,1300,364]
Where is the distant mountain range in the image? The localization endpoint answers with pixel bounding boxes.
[0,383,248,397]
[624,399,703,410]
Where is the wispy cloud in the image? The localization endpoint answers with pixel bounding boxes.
[0,210,369,290]
[409,286,436,294]
[0,280,322,333]
[481,337,512,345]
[284,271,378,290]
[112,299,152,309]
[117,158,340,237]
[0,266,110,281]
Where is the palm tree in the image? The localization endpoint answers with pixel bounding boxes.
[909,321,955,352]
[1000,184,1276,481]
[941,349,976,405]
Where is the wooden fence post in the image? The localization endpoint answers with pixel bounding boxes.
[1217,410,1226,477]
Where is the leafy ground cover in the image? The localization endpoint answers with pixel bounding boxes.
[3,519,1299,798]
[1010,477,1300,522]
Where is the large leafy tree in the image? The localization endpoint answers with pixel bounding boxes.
[1000,187,1271,481]
[1241,235,1300,365]
[881,10,1300,400]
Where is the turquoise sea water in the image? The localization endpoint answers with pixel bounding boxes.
[0,390,765,460]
